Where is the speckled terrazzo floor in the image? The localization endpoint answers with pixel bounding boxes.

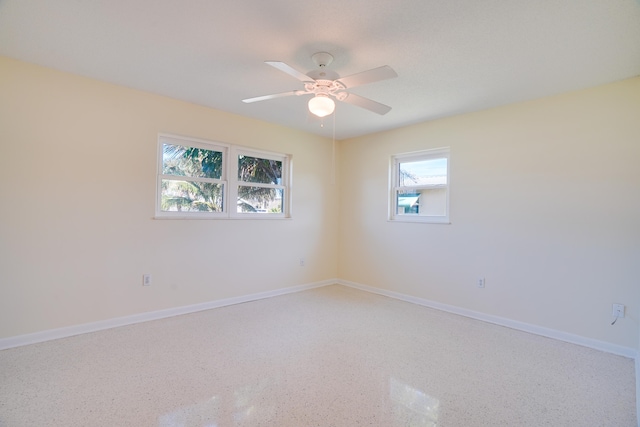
[0,285,636,426]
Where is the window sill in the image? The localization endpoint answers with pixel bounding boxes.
[153,215,292,220]
[388,216,451,224]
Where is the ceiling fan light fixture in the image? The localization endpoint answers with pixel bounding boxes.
[308,94,335,117]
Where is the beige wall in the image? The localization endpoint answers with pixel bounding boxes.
[338,77,640,349]
[2,55,639,351]
[0,56,338,338]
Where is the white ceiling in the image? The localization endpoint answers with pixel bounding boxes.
[1,0,639,140]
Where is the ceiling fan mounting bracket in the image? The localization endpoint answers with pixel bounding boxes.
[311,52,333,68]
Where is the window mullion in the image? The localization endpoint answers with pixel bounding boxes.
[228,146,238,217]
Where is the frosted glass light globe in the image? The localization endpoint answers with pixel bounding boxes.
[308,95,335,117]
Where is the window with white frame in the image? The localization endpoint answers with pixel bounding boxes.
[157,134,290,218]
[232,149,287,214]
[390,148,450,223]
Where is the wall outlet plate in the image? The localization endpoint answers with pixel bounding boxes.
[612,303,624,318]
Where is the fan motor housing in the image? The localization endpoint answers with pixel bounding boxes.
[305,79,346,97]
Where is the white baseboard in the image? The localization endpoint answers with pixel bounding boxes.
[338,279,637,359]
[0,279,335,351]
[2,278,636,362]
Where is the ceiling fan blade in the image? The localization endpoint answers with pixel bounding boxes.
[242,90,307,103]
[265,61,314,83]
[337,65,397,89]
[339,92,392,115]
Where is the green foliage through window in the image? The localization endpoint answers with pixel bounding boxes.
[161,143,224,212]
[236,156,283,213]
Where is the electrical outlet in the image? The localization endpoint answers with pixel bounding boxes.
[612,303,625,318]
[143,274,152,286]
[477,278,485,288]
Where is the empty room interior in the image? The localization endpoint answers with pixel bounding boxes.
[1,1,639,426]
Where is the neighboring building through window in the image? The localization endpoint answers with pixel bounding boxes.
[390,148,450,223]
[157,134,290,218]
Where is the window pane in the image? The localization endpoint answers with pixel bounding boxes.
[399,158,447,186]
[161,179,224,212]
[163,143,223,179]
[397,189,447,216]
[238,155,282,184]
[237,186,283,213]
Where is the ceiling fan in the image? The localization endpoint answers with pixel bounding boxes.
[242,52,397,118]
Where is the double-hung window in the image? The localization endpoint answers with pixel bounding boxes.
[156,134,290,218]
[232,149,287,215]
[390,147,450,223]
[158,135,227,218]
